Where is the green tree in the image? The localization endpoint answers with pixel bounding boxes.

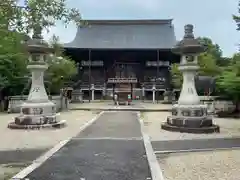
[233,1,240,31]
[0,0,82,110]
[170,63,182,88]
[216,53,240,112]
[45,35,77,94]
[0,0,29,95]
[14,0,83,34]
[198,53,221,76]
[171,37,222,89]
[197,37,222,60]
[0,30,28,94]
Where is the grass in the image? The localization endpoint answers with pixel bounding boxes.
[140,112,145,119]
[0,162,30,180]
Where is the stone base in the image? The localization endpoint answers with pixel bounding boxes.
[161,122,220,134]
[161,116,220,133]
[8,120,66,130]
[161,104,220,134]
[14,113,61,125]
[115,101,131,105]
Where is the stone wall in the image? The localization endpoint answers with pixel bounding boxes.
[8,95,69,113]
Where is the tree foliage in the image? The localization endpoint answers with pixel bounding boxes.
[0,0,82,97]
[170,63,182,88]
[213,3,240,112]
[171,37,222,89]
[45,35,77,94]
[233,1,240,31]
[216,53,240,104]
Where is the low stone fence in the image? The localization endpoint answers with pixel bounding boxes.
[8,95,69,113]
[214,100,235,116]
[199,96,235,115]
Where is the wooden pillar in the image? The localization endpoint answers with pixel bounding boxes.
[112,83,115,101]
[131,83,133,100]
[156,50,160,101]
[167,52,172,91]
[157,49,160,78]
[88,49,91,102]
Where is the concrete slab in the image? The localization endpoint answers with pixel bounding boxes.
[26,139,151,180]
[152,138,240,153]
[75,111,142,138]
[0,148,47,164]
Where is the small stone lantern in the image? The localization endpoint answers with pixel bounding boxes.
[8,28,66,129]
[161,24,219,133]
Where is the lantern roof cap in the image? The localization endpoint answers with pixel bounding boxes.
[172,24,205,55]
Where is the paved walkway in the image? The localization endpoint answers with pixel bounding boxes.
[25,112,152,180]
[69,101,171,111]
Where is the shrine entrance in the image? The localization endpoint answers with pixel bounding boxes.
[107,61,139,104]
[107,78,137,105]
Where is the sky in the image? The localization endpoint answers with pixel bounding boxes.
[20,0,240,57]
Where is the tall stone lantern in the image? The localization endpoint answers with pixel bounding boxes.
[161,24,219,133]
[8,30,66,129]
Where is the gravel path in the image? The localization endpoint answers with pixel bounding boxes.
[143,112,240,141]
[157,150,240,180]
[0,111,97,151]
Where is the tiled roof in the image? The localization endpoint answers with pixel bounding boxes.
[64,19,176,49]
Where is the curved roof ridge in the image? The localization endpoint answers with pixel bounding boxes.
[81,19,173,25]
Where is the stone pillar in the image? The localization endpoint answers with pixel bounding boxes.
[152,85,156,103]
[102,83,106,99]
[141,86,145,100]
[91,84,94,101]
[163,90,173,104]
[178,55,200,105]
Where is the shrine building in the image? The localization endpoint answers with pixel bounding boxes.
[63,19,180,101]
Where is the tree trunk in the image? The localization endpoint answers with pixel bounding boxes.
[0,90,3,112]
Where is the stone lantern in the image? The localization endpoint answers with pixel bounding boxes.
[161,24,219,133]
[8,29,66,129]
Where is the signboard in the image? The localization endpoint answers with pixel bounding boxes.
[146,61,170,67]
[107,78,137,83]
[81,60,103,66]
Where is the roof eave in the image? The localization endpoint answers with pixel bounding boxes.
[81,19,173,25]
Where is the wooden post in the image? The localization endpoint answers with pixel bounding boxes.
[157,49,160,79]
[88,49,91,102]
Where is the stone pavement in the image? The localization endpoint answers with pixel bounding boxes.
[25,112,152,180]
[69,101,172,111]
[152,138,240,152]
